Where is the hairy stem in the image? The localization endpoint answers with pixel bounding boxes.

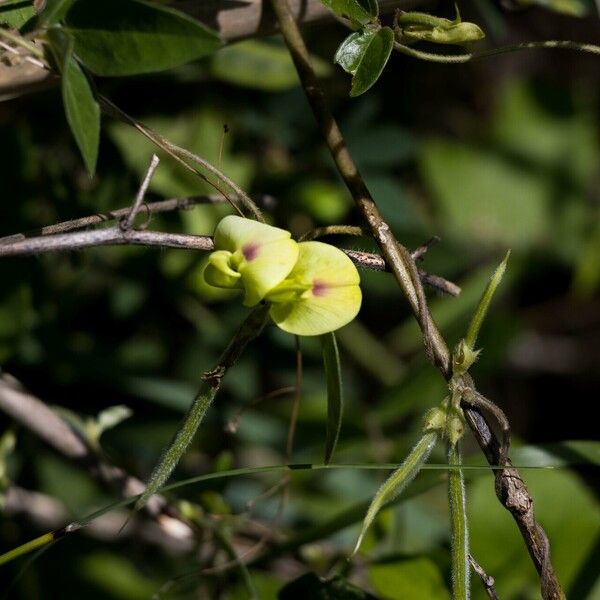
[448,442,470,600]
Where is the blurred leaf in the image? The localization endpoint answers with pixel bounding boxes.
[321,332,343,464]
[335,27,394,97]
[573,219,600,298]
[80,552,159,599]
[368,556,450,599]
[64,0,222,76]
[0,0,35,28]
[296,179,349,223]
[420,139,551,248]
[337,320,405,386]
[320,0,378,24]
[122,376,195,412]
[211,39,332,91]
[470,468,600,598]
[0,429,16,492]
[512,440,600,467]
[510,0,587,16]
[279,572,377,599]
[36,0,75,25]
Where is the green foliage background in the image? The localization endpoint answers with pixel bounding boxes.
[0,2,599,598]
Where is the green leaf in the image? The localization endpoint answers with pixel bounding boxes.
[0,0,35,28]
[48,28,100,175]
[320,0,378,25]
[353,432,438,555]
[464,251,510,350]
[368,557,450,600]
[279,572,378,599]
[36,0,75,25]
[321,332,343,465]
[64,0,222,76]
[211,39,332,92]
[335,27,394,97]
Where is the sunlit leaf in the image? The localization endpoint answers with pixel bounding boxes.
[64,0,222,76]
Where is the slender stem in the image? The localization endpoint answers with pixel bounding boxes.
[0,28,45,59]
[448,442,470,600]
[269,2,564,598]
[99,96,264,222]
[134,305,271,511]
[394,39,600,64]
[469,555,499,600]
[122,154,160,230]
[269,0,451,376]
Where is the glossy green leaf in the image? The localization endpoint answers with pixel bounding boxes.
[335,27,394,97]
[321,332,343,464]
[320,0,378,24]
[0,0,35,28]
[48,28,100,175]
[335,30,376,74]
[353,432,438,555]
[64,0,222,76]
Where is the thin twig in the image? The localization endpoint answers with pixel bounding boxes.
[469,554,499,600]
[269,0,451,376]
[0,224,460,294]
[0,227,214,256]
[99,96,264,222]
[0,195,266,245]
[122,154,160,230]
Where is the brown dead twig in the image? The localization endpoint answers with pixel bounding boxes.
[268,0,564,597]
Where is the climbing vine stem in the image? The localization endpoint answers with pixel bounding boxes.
[268,0,565,598]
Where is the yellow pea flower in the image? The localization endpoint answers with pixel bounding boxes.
[266,241,362,336]
[203,215,299,307]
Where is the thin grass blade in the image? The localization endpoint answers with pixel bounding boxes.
[321,332,343,464]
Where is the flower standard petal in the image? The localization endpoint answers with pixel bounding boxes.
[267,241,362,336]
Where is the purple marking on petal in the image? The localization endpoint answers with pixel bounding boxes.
[312,279,329,297]
[242,243,260,261]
